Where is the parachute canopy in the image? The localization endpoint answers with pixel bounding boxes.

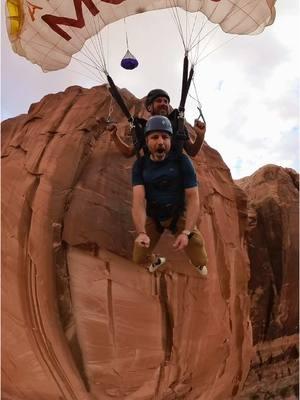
[6,0,276,72]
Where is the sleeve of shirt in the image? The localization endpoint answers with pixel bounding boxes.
[180,154,198,188]
[132,158,144,186]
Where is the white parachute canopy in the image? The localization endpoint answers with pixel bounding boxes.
[6,0,276,74]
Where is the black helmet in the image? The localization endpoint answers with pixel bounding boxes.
[145,116,173,137]
[145,89,170,108]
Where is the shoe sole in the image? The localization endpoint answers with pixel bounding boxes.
[195,266,208,277]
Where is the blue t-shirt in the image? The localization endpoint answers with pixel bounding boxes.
[132,153,198,220]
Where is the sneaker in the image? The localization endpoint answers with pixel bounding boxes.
[195,265,208,277]
[148,256,166,273]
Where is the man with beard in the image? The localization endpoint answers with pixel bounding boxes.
[131,115,208,275]
[110,89,206,157]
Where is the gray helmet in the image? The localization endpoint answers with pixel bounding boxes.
[145,116,173,137]
[145,89,170,108]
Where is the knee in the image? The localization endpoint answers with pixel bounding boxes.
[132,244,150,265]
[133,254,147,265]
[187,234,208,267]
[201,252,208,267]
[191,230,204,246]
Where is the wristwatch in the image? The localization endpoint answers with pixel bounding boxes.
[182,230,193,239]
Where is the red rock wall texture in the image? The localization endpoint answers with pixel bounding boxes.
[236,166,299,399]
[1,85,298,399]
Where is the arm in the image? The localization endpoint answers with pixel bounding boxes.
[173,187,200,250]
[108,124,135,158]
[183,186,200,231]
[184,120,206,157]
[132,185,150,247]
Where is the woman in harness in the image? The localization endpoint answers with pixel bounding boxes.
[131,115,208,275]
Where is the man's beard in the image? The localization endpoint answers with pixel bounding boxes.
[154,146,167,160]
[158,109,168,116]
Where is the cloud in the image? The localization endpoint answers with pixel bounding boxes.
[266,80,299,122]
[274,126,300,169]
[276,1,300,16]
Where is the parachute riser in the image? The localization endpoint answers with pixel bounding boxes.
[178,54,194,113]
[179,56,194,107]
[106,74,133,123]
[177,54,194,140]
[106,74,143,157]
[105,74,146,158]
[179,54,189,111]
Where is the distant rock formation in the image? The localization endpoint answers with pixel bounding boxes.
[236,166,299,399]
[1,85,298,400]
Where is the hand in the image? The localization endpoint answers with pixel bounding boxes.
[194,120,206,136]
[173,233,189,251]
[135,233,150,248]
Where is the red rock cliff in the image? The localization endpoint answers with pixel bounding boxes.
[236,166,299,399]
[1,85,297,400]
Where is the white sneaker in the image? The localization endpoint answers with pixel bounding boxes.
[195,265,208,277]
[148,256,166,273]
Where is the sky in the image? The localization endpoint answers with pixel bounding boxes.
[1,1,299,179]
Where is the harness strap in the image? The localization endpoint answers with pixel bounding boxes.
[148,203,184,235]
[153,218,165,234]
[131,117,148,158]
[168,210,181,234]
[167,109,189,156]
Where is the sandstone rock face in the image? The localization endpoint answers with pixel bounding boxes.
[236,166,299,399]
[1,85,297,400]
